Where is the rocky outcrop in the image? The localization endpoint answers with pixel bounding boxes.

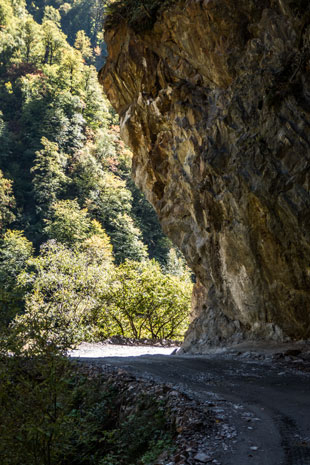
[100,0,310,351]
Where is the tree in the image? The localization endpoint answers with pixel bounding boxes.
[98,259,192,340]
[0,112,10,163]
[15,239,113,353]
[41,18,67,65]
[82,66,111,128]
[107,212,148,263]
[0,170,15,231]
[86,171,148,263]
[0,0,14,27]
[0,0,174,271]
[74,29,93,63]
[20,17,42,64]
[0,230,33,328]
[43,5,61,26]
[79,219,114,266]
[44,199,91,247]
[40,92,86,154]
[31,137,68,214]
[165,247,191,277]
[130,179,172,264]
[58,47,84,92]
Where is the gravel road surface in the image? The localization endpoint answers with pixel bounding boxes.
[71,343,310,465]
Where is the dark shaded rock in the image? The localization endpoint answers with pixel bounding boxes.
[100,0,310,351]
[284,348,302,357]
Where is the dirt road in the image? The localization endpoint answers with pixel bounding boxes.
[72,345,310,465]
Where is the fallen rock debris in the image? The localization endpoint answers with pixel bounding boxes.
[225,344,310,373]
[78,362,223,465]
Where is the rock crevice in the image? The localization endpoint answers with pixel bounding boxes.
[100,0,310,351]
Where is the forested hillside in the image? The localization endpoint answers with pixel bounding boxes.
[28,0,107,67]
[0,0,192,342]
[0,0,170,262]
[0,2,191,463]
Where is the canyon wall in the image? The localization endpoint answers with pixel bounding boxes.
[100,0,310,352]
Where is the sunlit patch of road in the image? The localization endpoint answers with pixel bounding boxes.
[69,342,178,358]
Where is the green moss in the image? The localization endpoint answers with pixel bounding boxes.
[105,0,178,32]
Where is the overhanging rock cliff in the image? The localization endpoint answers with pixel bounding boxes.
[100,0,310,352]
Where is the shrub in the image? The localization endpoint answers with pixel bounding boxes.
[15,239,113,354]
[0,357,175,465]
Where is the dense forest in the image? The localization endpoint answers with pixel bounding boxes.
[0,0,193,343]
[0,2,192,463]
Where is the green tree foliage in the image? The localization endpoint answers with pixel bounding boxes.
[43,199,114,250]
[16,239,113,353]
[0,170,16,230]
[43,199,89,246]
[31,137,68,214]
[21,17,42,63]
[43,4,61,25]
[0,0,192,352]
[41,17,67,65]
[26,0,107,69]
[165,247,191,276]
[0,3,190,461]
[0,0,169,263]
[80,226,113,266]
[0,357,83,465]
[99,259,192,340]
[74,29,93,63]
[129,180,172,263]
[0,111,10,161]
[0,0,14,27]
[1,234,191,346]
[0,230,33,327]
[86,171,148,263]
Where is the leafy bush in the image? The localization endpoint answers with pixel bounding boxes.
[0,357,175,465]
[15,239,113,353]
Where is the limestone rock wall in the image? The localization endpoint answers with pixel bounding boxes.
[100,0,310,351]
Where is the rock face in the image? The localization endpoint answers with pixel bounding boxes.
[100,0,310,351]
